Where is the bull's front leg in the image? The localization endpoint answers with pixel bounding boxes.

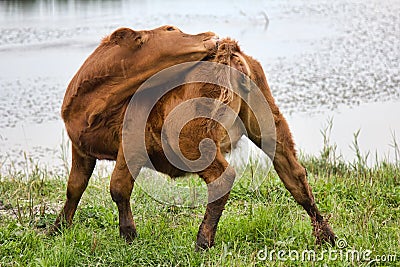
[246,107,336,245]
[110,145,145,242]
[196,153,236,250]
[52,145,96,233]
[272,115,336,245]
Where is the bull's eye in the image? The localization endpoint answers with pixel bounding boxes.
[166,26,175,31]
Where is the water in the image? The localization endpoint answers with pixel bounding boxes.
[0,0,399,174]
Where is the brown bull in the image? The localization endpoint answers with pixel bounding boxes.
[54,27,336,250]
[54,24,217,233]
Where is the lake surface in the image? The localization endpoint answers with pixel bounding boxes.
[0,0,399,174]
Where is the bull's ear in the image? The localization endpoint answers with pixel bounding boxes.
[109,28,143,47]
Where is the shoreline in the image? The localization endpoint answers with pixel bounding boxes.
[1,99,399,175]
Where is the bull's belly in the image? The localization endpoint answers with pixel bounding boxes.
[65,119,120,160]
[145,150,188,178]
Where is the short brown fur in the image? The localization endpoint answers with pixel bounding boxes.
[54,33,335,249]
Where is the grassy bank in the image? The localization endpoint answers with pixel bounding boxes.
[0,142,399,266]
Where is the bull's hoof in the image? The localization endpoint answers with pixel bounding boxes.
[47,220,65,236]
[120,225,137,243]
[47,226,59,236]
[312,218,336,246]
[195,232,214,251]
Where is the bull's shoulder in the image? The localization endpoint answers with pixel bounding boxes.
[61,74,110,121]
[61,43,122,121]
[61,28,143,122]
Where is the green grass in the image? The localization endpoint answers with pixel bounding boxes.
[0,138,399,266]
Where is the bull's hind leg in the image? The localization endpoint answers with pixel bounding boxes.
[196,153,235,250]
[272,116,336,245]
[110,146,144,242]
[53,145,96,232]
